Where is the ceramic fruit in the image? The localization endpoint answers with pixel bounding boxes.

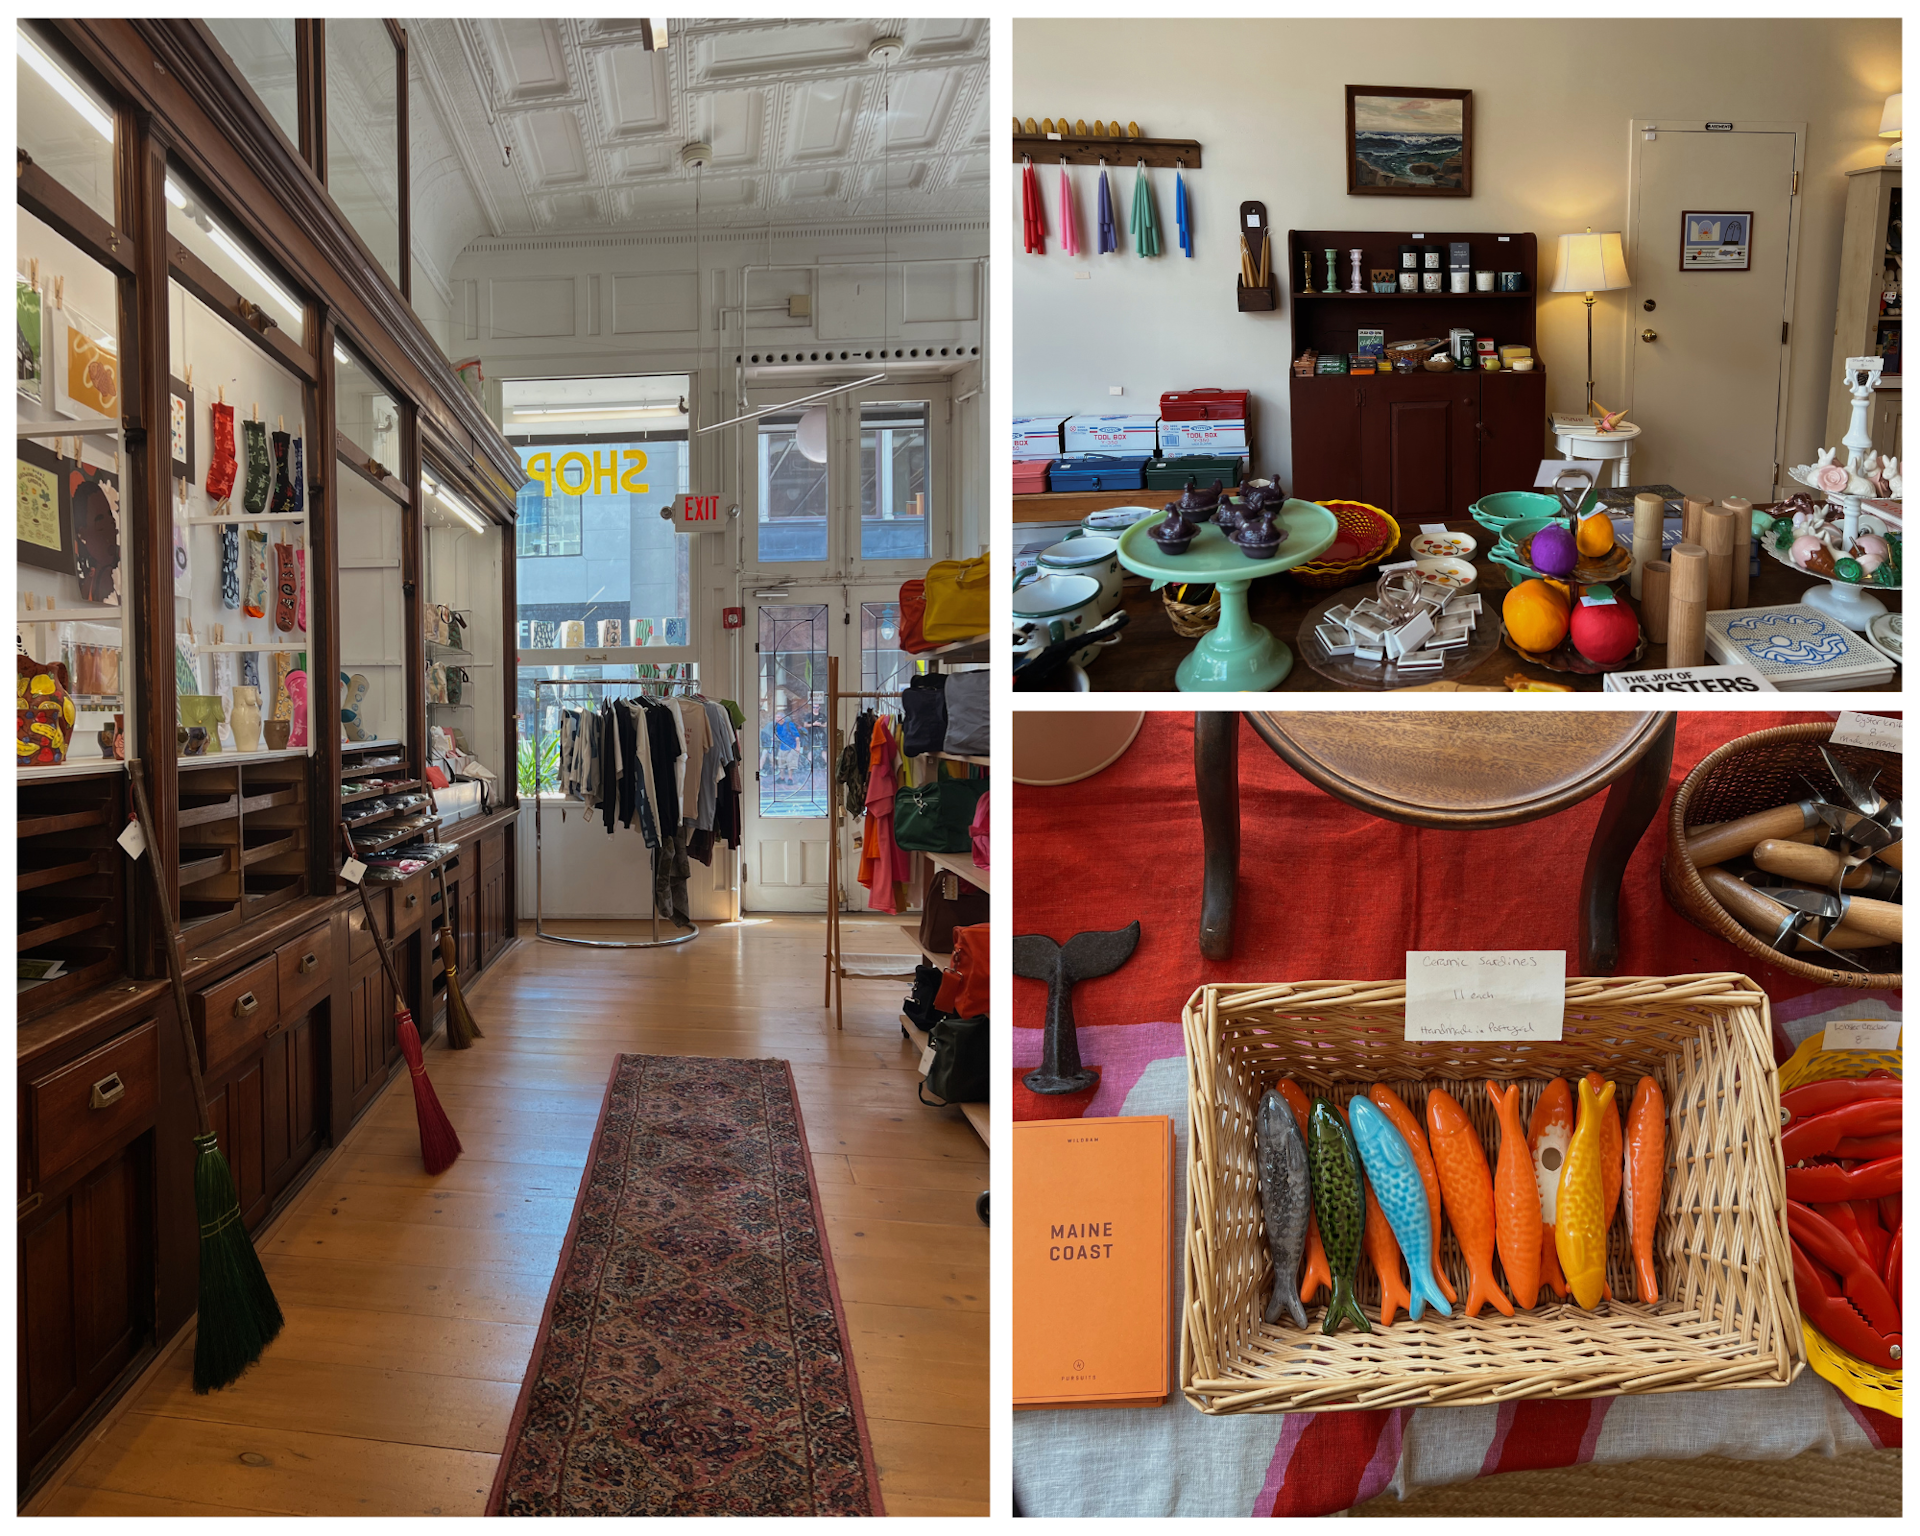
[1576,511,1615,558]
[1503,578,1571,652]
[1569,595,1639,664]
[1531,522,1579,577]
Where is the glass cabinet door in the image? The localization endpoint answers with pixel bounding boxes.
[422,465,504,822]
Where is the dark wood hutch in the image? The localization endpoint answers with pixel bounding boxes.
[16,19,523,1493]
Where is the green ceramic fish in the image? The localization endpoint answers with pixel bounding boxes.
[1307,1098,1372,1335]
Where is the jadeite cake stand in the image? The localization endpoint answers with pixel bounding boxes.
[1116,501,1339,690]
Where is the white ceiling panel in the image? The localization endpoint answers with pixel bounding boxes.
[694,90,763,167]
[523,108,590,187]
[695,22,872,82]
[877,70,960,151]
[595,46,670,138]
[482,19,572,103]
[786,78,861,162]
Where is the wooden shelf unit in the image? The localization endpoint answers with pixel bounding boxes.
[16,772,127,1016]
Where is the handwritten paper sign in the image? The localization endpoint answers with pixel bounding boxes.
[1822,1019,1901,1052]
[1405,951,1566,1042]
[1829,712,1901,754]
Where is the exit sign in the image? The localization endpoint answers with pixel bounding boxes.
[667,493,727,533]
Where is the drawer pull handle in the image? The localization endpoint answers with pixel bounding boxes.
[298,952,319,974]
[233,992,260,1019]
[90,1073,126,1109]
[18,1191,43,1220]
[406,893,419,908]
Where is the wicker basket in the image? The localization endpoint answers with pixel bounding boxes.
[1661,721,1901,989]
[1164,586,1222,637]
[1775,1030,1902,1416]
[1290,501,1401,590]
[1180,975,1802,1414]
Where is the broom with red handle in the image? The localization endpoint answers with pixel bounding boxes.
[341,823,461,1174]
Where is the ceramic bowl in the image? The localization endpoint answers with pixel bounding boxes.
[1012,571,1107,658]
[1510,358,1536,372]
[1472,490,1563,529]
[1414,555,1477,592]
[1081,506,1159,536]
[1037,533,1124,610]
[1410,529,1477,560]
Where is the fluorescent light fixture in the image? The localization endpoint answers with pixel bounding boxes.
[509,403,686,419]
[334,344,352,366]
[641,18,669,51]
[17,30,112,140]
[205,226,302,325]
[163,178,187,209]
[422,472,488,533]
[696,374,887,435]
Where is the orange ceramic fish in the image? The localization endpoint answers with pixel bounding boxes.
[1336,1101,1412,1327]
[1623,1076,1666,1304]
[1585,1072,1622,1300]
[1487,1081,1543,1308]
[1369,1083,1458,1305]
[1277,1078,1335,1305]
[1556,1075,1618,1309]
[1426,1087,1513,1317]
[1527,1078,1574,1299]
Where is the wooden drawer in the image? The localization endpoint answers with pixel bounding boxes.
[479,830,504,872]
[190,955,279,1075]
[276,921,333,1017]
[347,890,386,962]
[28,1020,159,1188]
[389,872,429,939]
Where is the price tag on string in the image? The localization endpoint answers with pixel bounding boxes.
[1405,951,1566,1042]
[1822,1020,1901,1052]
[341,857,367,886]
[117,816,147,861]
[1828,712,1902,753]
[919,1044,937,1075]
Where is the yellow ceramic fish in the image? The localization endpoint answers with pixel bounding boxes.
[1555,1075,1617,1308]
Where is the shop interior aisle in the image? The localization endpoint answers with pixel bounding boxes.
[26,919,988,1518]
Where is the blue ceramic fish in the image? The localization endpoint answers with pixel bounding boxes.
[1348,1096,1453,1322]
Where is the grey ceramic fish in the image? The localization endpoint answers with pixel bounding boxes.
[1255,1088,1311,1327]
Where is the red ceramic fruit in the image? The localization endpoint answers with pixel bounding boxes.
[1569,597,1639,664]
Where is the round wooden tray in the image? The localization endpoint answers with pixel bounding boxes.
[1512,531,1634,587]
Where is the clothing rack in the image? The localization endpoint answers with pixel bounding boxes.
[822,653,916,1031]
[529,675,704,950]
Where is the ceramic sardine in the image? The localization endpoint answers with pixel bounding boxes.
[1255,1088,1312,1328]
[1427,1087,1514,1318]
[1349,1096,1451,1321]
[1528,1078,1574,1299]
[1487,1081,1543,1309]
[1275,1078,1336,1305]
[1369,1084,1458,1305]
[1307,1098,1371,1334]
[1624,1076,1666,1304]
[1556,1075,1618,1308]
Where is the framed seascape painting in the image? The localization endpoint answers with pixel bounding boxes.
[1345,86,1472,197]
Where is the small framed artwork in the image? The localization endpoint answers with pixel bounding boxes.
[60,312,120,418]
[69,457,122,606]
[18,279,44,403]
[17,437,73,573]
[1680,212,1753,272]
[168,373,194,480]
[1345,86,1472,198]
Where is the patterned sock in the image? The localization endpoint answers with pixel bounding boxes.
[295,542,306,630]
[274,541,296,631]
[206,402,237,503]
[269,429,293,514]
[221,523,240,609]
[288,436,304,513]
[242,418,270,514]
[243,529,268,618]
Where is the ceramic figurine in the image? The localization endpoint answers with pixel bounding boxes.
[1176,478,1227,521]
[1013,921,1140,1094]
[1235,506,1283,560]
[1306,1099,1371,1335]
[229,684,263,753]
[1255,1089,1312,1328]
[17,654,76,766]
[1150,504,1198,556]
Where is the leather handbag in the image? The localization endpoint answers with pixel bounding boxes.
[933,922,990,1020]
[918,1013,989,1107]
[899,672,947,757]
[898,578,935,654]
[894,771,989,853]
[919,868,988,955]
[920,555,990,643]
[446,666,469,706]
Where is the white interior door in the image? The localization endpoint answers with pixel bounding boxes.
[1626,123,1801,503]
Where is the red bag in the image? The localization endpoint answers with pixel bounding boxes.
[934,923,990,1018]
[899,578,936,654]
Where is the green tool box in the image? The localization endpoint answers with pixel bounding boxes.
[1143,454,1247,491]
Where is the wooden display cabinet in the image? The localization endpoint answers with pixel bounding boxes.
[1286,228,1550,520]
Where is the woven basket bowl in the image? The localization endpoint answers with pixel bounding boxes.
[1775,1030,1902,1416]
[1180,975,1803,1415]
[1165,587,1222,637]
[1661,721,1901,989]
[1291,500,1401,590]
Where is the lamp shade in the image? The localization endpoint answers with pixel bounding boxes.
[1551,231,1631,294]
[1880,93,1902,137]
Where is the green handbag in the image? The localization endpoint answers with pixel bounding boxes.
[918,1014,990,1107]
[893,771,989,854]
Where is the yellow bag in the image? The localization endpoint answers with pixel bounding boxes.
[920,554,990,642]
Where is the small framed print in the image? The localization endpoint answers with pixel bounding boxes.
[1681,211,1753,272]
[17,437,73,573]
[168,373,194,480]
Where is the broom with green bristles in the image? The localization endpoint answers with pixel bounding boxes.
[129,764,284,1393]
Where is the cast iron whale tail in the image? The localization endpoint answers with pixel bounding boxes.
[1013,921,1141,1095]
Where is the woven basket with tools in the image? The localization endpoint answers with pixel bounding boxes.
[1180,975,1801,1414]
[1661,721,1901,989]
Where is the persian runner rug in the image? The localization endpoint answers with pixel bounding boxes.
[489,1055,883,1515]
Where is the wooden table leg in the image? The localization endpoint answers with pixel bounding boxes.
[1577,712,1676,974]
[1197,712,1240,959]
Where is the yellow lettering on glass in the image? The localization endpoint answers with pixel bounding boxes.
[620,447,650,494]
[526,452,553,494]
[592,449,619,494]
[556,452,591,495]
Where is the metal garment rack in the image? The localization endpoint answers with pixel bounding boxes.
[822,653,902,1029]
[531,675,703,950]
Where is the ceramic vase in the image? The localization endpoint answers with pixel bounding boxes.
[179,694,226,753]
[17,655,76,766]
[229,685,263,753]
[264,719,291,751]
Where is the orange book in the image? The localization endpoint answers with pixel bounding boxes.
[1012,1115,1173,1409]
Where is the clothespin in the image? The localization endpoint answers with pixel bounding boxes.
[53,275,64,309]
[29,257,39,289]
[218,384,225,404]
[252,402,259,421]
[278,414,285,433]
[186,615,195,642]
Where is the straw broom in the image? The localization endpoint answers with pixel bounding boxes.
[341,824,462,1174]
[436,865,482,1048]
[129,764,284,1393]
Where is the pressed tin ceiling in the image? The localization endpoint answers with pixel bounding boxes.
[406,15,988,257]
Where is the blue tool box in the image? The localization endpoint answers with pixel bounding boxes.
[1046,452,1152,492]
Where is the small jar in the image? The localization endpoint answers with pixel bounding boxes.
[1399,243,1420,271]
[1498,271,1525,292]
[1474,270,1495,291]
[1449,270,1470,293]
[1398,271,1419,292]
[1421,271,1444,292]
[1422,247,1442,270]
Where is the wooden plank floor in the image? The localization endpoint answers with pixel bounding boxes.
[36,917,988,1517]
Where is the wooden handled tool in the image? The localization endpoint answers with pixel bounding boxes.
[1700,868,1889,952]
[1753,837,1902,895]
[1826,894,1903,945]
[1685,801,1821,865]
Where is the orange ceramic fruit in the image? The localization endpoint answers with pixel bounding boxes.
[1576,511,1615,558]
[1503,578,1570,653]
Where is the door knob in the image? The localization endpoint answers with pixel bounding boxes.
[1640,328,1659,342]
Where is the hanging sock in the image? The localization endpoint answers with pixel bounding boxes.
[1096,167,1118,254]
[1176,169,1193,258]
[1130,163,1161,258]
[1059,165,1081,257]
[269,430,294,514]
[274,541,297,632]
[206,401,237,503]
[241,417,270,514]
[295,541,306,631]
[221,523,240,610]
[287,436,304,513]
[1021,158,1046,255]
[243,529,268,619]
